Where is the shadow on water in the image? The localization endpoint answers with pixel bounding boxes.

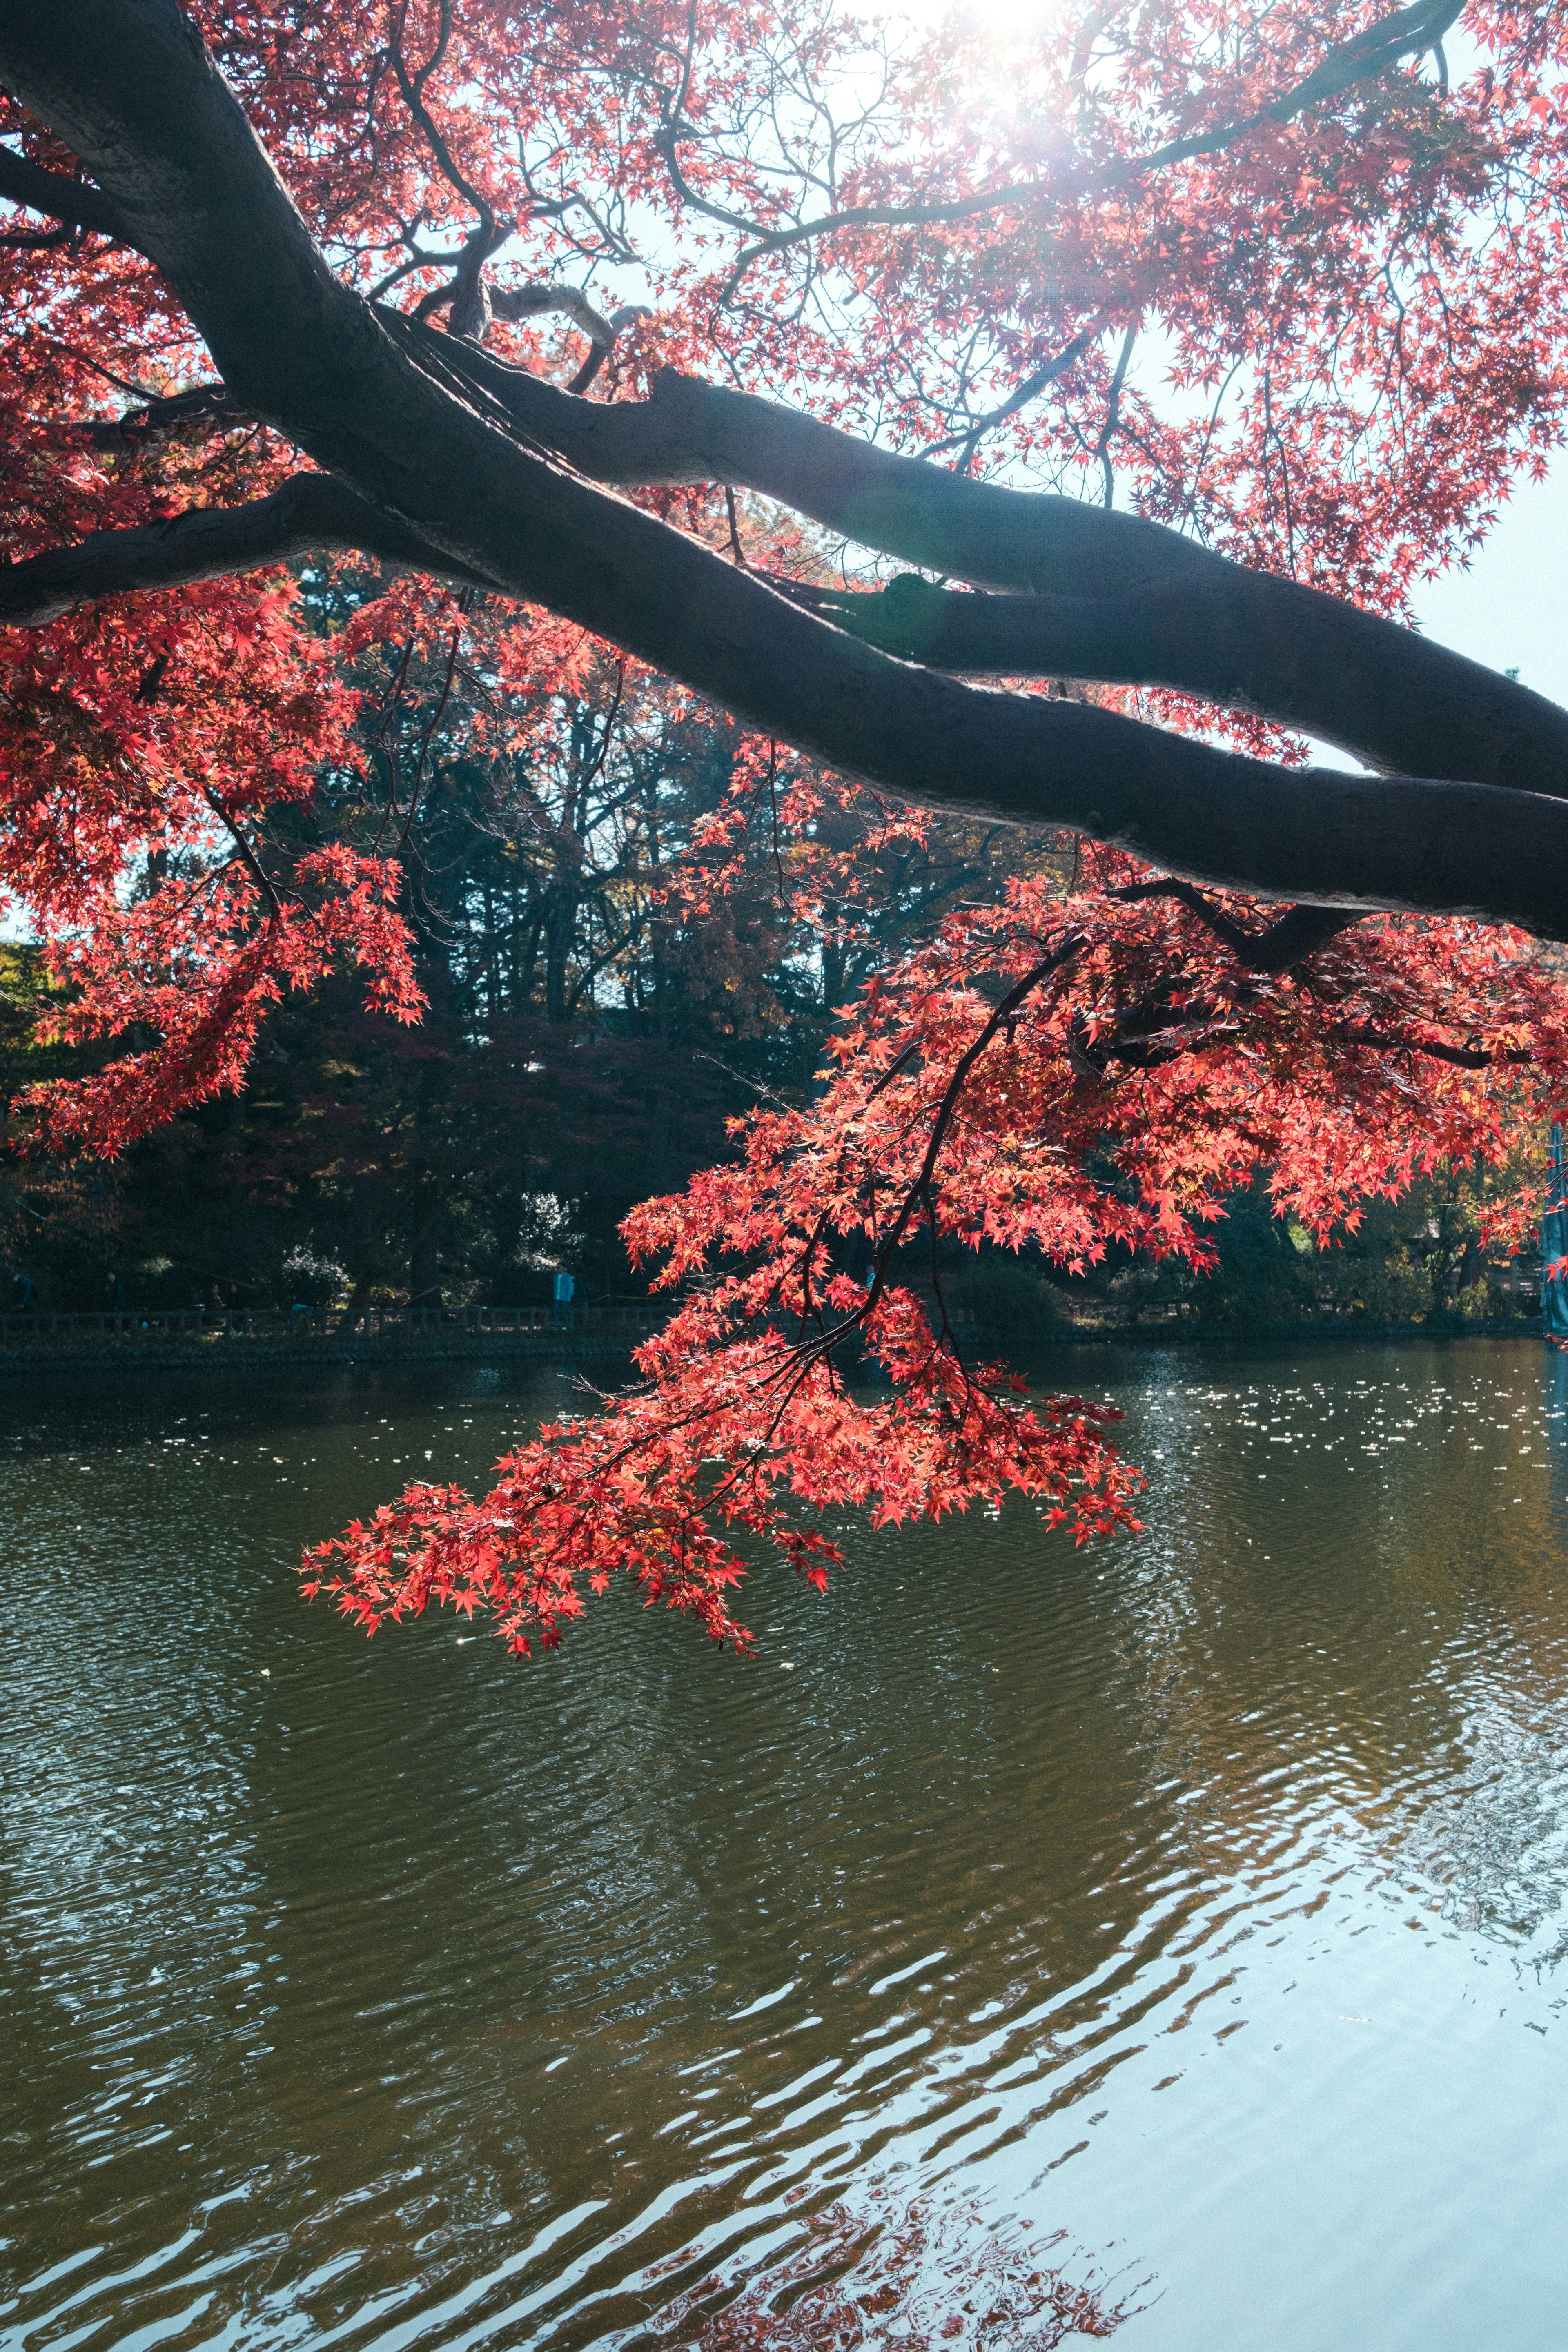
[2,1337,1567,2350]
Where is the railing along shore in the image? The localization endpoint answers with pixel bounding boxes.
[0,1294,1543,1351]
[0,1303,660,1344]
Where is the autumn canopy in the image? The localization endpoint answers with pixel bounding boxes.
[4,0,1568,1652]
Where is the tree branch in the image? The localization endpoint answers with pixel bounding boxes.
[412,279,650,393]
[411,340,1568,802]
[753,568,1568,799]
[1108,878,1363,970]
[0,137,142,246]
[1335,1027,1533,1068]
[922,324,1102,464]
[861,936,1087,1322]
[80,380,249,448]
[35,294,1568,813]
[201,785,283,920]
[0,472,488,628]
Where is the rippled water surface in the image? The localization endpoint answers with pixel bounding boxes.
[4,1336,1568,2351]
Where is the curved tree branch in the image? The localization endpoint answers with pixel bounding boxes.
[425,341,1568,801]
[1107,880,1364,970]
[0,472,489,627]
[413,278,651,392]
[0,136,143,246]
[758,571,1568,796]
[33,292,1565,809]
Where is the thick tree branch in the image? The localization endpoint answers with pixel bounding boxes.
[35,296,1568,809]
[81,380,249,447]
[0,473,488,628]
[4,0,1568,942]
[418,338,1568,801]
[1243,906,1370,972]
[413,276,648,390]
[54,299,1561,813]
[768,571,1568,797]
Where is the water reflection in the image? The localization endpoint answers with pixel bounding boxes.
[2,1340,1567,2351]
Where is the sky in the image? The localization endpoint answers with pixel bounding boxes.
[1407,464,1568,709]
[870,0,1568,698]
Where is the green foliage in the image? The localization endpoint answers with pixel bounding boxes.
[1039,1161,1535,1334]
[946,1253,1068,1335]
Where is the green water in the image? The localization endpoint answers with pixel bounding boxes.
[2,1337,1567,2350]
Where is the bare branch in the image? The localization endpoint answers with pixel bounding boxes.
[1096,325,1137,509]
[922,324,1101,466]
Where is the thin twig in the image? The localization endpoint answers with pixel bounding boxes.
[201,789,283,920]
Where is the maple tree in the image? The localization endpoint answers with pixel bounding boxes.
[7,0,1568,1653]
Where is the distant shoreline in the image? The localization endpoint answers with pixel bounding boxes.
[0,1312,1546,1380]
[0,1328,635,1378]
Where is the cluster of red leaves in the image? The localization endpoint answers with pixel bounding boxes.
[0,324,422,1152]
[0,579,423,1147]
[304,857,1568,1659]
[645,2187,1144,2349]
[0,609,423,1146]
[22,844,420,1150]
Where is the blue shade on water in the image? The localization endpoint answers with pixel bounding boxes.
[2,1335,1567,2351]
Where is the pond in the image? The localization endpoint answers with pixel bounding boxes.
[2,1336,1567,2351]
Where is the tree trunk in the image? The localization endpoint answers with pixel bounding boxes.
[409,1177,443,1306]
